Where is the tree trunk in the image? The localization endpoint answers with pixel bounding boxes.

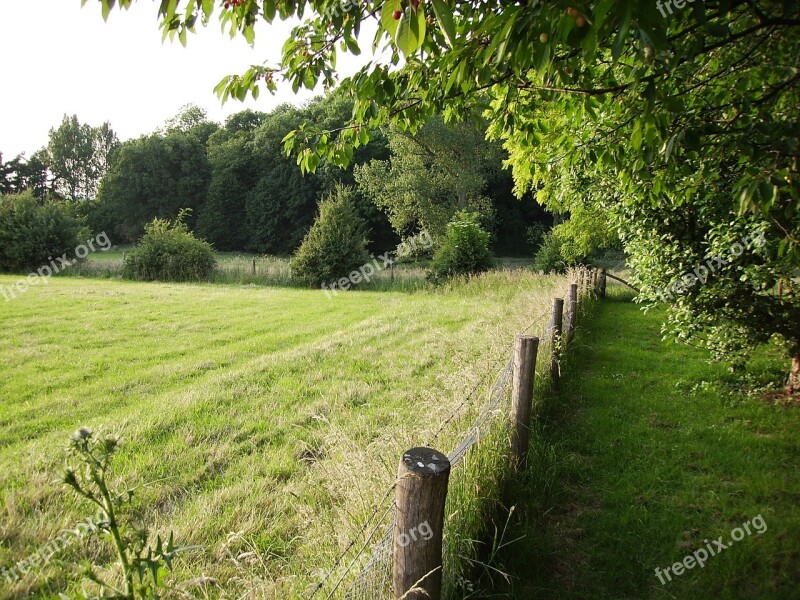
[789,352,800,394]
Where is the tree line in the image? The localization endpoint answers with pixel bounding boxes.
[2,95,550,258]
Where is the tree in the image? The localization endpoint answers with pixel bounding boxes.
[196,128,259,250]
[291,185,370,287]
[224,108,268,133]
[90,0,800,388]
[94,130,210,241]
[0,152,26,196]
[24,149,52,201]
[244,105,322,254]
[163,104,219,145]
[0,151,51,199]
[47,115,118,201]
[355,117,497,241]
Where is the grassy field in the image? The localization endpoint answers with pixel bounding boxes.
[0,270,568,599]
[494,290,800,599]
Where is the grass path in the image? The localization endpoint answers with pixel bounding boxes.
[494,292,800,599]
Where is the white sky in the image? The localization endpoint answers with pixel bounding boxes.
[0,0,375,159]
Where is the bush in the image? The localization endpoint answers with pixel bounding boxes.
[123,210,216,281]
[291,185,371,287]
[532,232,567,273]
[0,191,89,273]
[428,211,493,283]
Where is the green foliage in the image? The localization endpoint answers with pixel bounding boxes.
[0,191,89,272]
[532,232,567,274]
[94,130,211,242]
[428,211,492,283]
[291,185,370,287]
[244,106,322,254]
[526,222,548,254]
[123,211,216,282]
[354,117,499,240]
[47,115,118,201]
[0,149,52,201]
[64,427,193,599]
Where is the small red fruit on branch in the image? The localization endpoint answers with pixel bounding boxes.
[392,9,402,19]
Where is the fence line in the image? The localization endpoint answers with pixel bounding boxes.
[310,267,604,599]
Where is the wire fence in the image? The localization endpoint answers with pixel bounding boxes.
[306,304,555,600]
[309,268,602,600]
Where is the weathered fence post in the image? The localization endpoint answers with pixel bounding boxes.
[577,269,585,299]
[252,257,257,276]
[599,268,607,298]
[511,336,539,471]
[550,297,564,390]
[564,283,578,346]
[591,268,598,295]
[394,447,451,600]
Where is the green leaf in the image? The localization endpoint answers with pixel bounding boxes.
[381,0,402,40]
[431,0,456,47]
[243,24,255,46]
[345,35,360,55]
[101,0,115,21]
[201,0,213,21]
[395,6,426,57]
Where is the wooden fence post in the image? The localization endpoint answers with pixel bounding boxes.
[550,297,564,390]
[511,336,539,471]
[252,257,257,276]
[600,268,607,298]
[564,283,578,346]
[394,447,451,600]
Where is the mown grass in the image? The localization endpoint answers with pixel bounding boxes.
[0,269,570,599]
[492,286,800,599]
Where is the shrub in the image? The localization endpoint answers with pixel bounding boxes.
[0,191,89,273]
[123,210,216,281]
[291,185,370,287]
[532,232,567,273]
[428,211,493,283]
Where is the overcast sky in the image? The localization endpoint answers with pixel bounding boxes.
[0,0,374,159]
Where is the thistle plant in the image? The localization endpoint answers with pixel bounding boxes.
[63,427,194,599]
